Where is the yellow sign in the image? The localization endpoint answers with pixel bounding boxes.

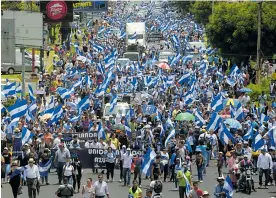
[73,1,92,9]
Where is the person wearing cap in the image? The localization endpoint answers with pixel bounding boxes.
[8,161,23,198]
[214,177,225,198]
[243,141,252,161]
[24,158,40,198]
[12,128,22,158]
[176,162,192,198]
[257,148,273,188]
[55,143,71,185]
[122,148,133,186]
[202,191,210,198]
[39,148,51,185]
[2,147,12,182]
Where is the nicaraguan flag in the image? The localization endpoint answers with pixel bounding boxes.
[141,147,156,175]
[165,129,176,147]
[3,82,16,97]
[234,102,244,121]
[97,122,106,140]
[226,78,236,87]
[230,104,235,118]
[130,32,137,40]
[119,32,126,39]
[194,110,206,127]
[172,34,179,46]
[22,127,34,145]
[182,55,193,64]
[268,126,276,147]
[223,175,234,198]
[47,105,63,126]
[229,64,240,78]
[28,85,36,101]
[260,113,269,124]
[109,94,118,112]
[124,117,132,137]
[78,96,90,112]
[97,63,105,74]
[8,99,28,120]
[207,112,222,131]
[28,102,37,114]
[253,131,264,151]
[243,124,254,140]
[219,122,235,145]
[26,109,34,122]
[178,73,190,85]
[15,83,22,94]
[39,157,52,177]
[211,94,223,112]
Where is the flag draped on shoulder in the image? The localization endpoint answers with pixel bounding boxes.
[142,147,156,175]
[39,157,53,177]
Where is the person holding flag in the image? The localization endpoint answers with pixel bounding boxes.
[176,162,192,198]
[7,161,23,198]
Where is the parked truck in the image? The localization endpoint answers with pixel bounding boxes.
[126,22,146,48]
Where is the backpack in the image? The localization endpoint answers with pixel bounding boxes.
[153,180,163,194]
[204,134,212,151]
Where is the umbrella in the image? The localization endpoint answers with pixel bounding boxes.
[239,88,252,93]
[223,99,240,108]
[112,124,125,131]
[157,62,170,70]
[224,118,242,129]
[175,112,195,121]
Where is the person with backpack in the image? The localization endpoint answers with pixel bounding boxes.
[55,177,74,198]
[194,149,205,183]
[149,173,163,198]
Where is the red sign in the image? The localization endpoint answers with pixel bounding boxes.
[46,1,67,21]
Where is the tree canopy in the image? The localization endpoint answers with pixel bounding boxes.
[174,1,276,62]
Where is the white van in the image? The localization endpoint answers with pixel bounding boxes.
[103,102,130,119]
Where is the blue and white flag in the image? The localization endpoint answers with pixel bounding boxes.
[226,78,236,87]
[230,104,235,118]
[28,84,36,101]
[253,131,264,151]
[97,122,106,140]
[223,175,234,198]
[218,122,235,145]
[124,117,132,137]
[28,102,37,114]
[229,64,240,78]
[234,102,244,121]
[78,96,90,112]
[165,129,176,147]
[39,157,52,177]
[194,110,206,127]
[109,94,118,112]
[141,147,156,175]
[15,83,22,94]
[119,32,126,39]
[47,105,63,126]
[182,55,193,64]
[3,82,16,97]
[8,99,28,120]
[268,126,276,147]
[130,32,137,40]
[207,112,222,131]
[97,63,105,74]
[1,103,6,114]
[26,109,35,122]
[243,124,254,140]
[211,94,223,112]
[22,127,34,145]
[260,113,269,124]
[178,73,190,85]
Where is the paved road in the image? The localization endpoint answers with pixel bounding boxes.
[2,159,276,198]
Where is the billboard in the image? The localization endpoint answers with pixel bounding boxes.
[1,19,16,63]
[2,11,43,47]
[73,1,108,12]
[40,1,73,23]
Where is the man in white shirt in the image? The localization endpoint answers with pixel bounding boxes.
[122,148,133,186]
[24,158,40,198]
[93,174,110,198]
[53,133,63,148]
[257,148,273,188]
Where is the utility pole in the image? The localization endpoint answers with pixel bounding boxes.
[256,1,262,84]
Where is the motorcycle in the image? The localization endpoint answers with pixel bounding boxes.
[238,167,255,195]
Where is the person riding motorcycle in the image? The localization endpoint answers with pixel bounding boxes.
[236,155,256,192]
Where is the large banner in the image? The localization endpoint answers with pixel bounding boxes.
[73,1,108,12]
[40,1,73,23]
[63,131,98,147]
[52,148,143,169]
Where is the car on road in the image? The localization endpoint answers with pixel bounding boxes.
[158,51,175,63]
[123,52,140,62]
[1,62,40,74]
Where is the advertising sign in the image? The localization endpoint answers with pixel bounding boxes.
[40,1,73,22]
[73,1,108,12]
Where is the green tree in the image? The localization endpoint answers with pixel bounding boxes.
[171,1,194,14]
[206,2,276,63]
[1,0,39,12]
[189,1,212,25]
